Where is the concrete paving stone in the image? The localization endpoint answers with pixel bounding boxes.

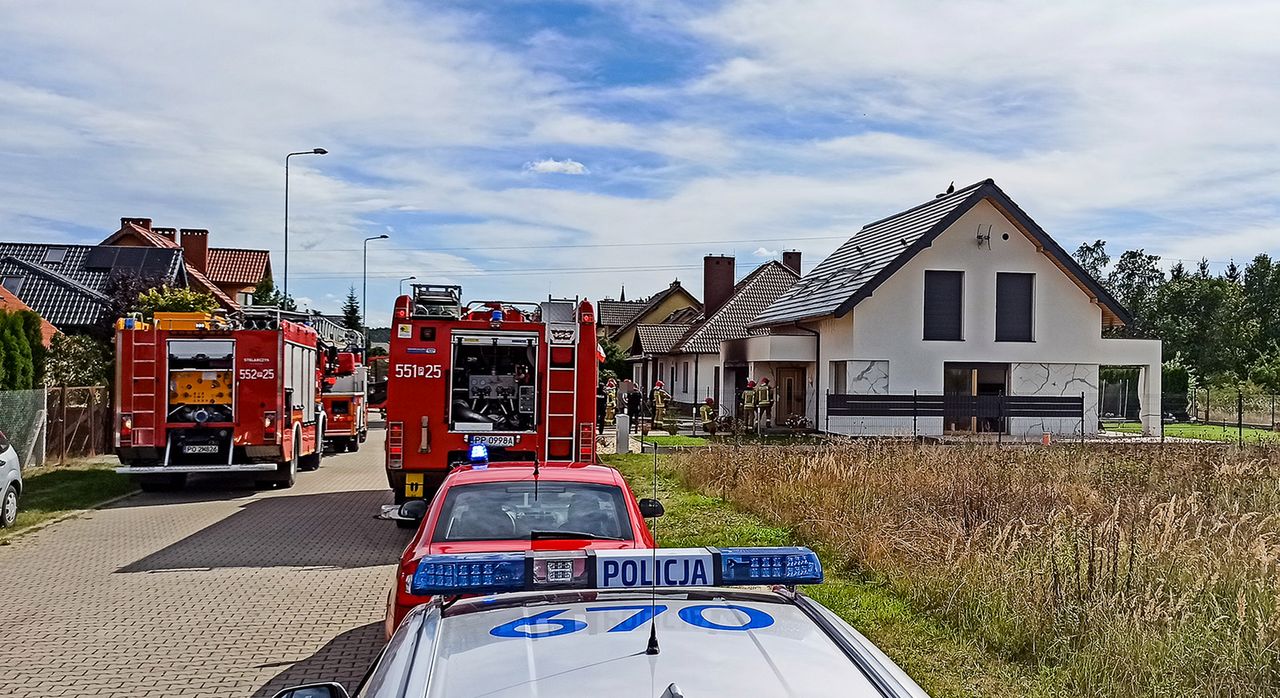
[0,428,411,697]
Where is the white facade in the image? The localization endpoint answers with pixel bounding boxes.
[731,199,1162,437]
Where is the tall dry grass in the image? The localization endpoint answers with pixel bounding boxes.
[670,441,1280,696]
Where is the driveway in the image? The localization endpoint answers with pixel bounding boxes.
[0,427,410,697]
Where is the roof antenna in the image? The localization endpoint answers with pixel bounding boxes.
[646,441,661,656]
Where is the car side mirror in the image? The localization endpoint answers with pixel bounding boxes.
[272,682,349,698]
[398,499,428,522]
[638,498,665,518]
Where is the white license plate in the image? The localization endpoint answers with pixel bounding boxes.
[595,549,715,588]
[471,435,517,447]
[182,444,219,454]
[546,559,574,584]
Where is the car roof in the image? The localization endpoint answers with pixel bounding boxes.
[375,589,921,698]
[444,462,625,487]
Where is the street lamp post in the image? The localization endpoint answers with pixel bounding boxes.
[283,147,328,303]
[363,234,389,347]
[399,276,417,295]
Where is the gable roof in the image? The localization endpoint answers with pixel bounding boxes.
[102,221,181,249]
[185,265,238,309]
[0,243,188,328]
[206,248,271,286]
[608,281,701,343]
[597,299,647,328]
[751,179,1133,328]
[676,261,800,354]
[633,324,693,355]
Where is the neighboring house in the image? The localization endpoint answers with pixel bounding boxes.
[644,254,802,410]
[0,286,59,346]
[607,279,701,351]
[0,243,187,335]
[596,297,647,340]
[743,179,1162,437]
[102,217,269,308]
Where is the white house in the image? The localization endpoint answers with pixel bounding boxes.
[733,179,1162,438]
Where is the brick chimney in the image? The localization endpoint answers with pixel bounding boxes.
[179,228,210,274]
[703,255,735,317]
[782,250,802,275]
[120,217,152,230]
[152,227,178,243]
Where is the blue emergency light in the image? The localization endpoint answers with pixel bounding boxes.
[468,442,489,468]
[410,546,823,596]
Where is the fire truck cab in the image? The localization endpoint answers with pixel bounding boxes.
[322,349,368,453]
[384,284,599,505]
[114,308,325,491]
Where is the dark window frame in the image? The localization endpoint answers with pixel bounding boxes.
[995,272,1035,342]
[923,270,964,341]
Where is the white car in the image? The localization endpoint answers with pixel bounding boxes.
[1,430,21,528]
[273,546,930,698]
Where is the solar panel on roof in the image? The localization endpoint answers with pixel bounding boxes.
[85,247,119,269]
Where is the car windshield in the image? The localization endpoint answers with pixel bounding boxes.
[432,481,632,542]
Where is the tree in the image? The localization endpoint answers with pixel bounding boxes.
[0,313,33,390]
[1154,260,1255,384]
[103,272,165,339]
[1243,254,1280,358]
[341,286,362,331]
[1105,249,1165,335]
[251,275,297,311]
[599,339,630,380]
[134,286,220,319]
[45,333,112,387]
[18,311,47,385]
[1073,240,1110,281]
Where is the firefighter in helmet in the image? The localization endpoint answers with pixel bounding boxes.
[756,377,773,429]
[742,380,757,428]
[652,380,670,424]
[699,396,717,435]
[604,378,617,426]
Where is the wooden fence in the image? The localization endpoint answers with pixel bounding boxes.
[47,386,111,464]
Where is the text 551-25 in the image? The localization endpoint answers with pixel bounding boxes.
[394,364,443,379]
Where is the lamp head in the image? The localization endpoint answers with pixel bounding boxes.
[312,148,328,155]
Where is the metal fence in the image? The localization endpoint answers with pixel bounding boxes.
[826,392,1086,440]
[46,386,111,465]
[0,387,48,467]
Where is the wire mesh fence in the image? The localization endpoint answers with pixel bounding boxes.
[0,387,48,468]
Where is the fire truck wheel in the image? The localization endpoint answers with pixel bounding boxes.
[264,438,299,488]
[348,438,360,453]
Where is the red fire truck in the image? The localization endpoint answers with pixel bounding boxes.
[384,285,599,505]
[322,350,368,452]
[114,309,325,491]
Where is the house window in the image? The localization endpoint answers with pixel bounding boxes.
[712,366,720,402]
[830,361,848,395]
[995,273,1035,342]
[682,361,689,392]
[1,276,23,294]
[923,270,964,341]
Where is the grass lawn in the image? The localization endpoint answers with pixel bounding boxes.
[1,459,136,542]
[1105,420,1280,443]
[604,452,1056,697]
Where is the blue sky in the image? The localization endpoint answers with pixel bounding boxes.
[2,0,1278,318]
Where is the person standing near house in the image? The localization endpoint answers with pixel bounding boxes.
[742,380,757,429]
[604,379,617,426]
[596,380,607,430]
[651,380,669,425]
[699,397,717,434]
[756,377,773,429]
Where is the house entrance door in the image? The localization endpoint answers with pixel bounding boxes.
[776,367,806,427]
[943,363,1008,433]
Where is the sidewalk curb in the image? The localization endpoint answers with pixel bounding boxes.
[0,488,142,543]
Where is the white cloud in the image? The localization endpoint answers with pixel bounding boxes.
[524,158,590,175]
[753,247,778,257]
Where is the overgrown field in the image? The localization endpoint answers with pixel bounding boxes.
[668,442,1280,697]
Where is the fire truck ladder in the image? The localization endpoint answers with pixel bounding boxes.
[542,299,579,463]
[128,327,160,447]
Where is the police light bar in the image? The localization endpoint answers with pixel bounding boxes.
[410,547,822,596]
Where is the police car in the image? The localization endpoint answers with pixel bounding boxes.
[273,546,930,697]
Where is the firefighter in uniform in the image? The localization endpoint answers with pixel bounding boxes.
[742,380,757,429]
[756,377,773,430]
[652,380,670,424]
[699,397,717,435]
[604,379,617,426]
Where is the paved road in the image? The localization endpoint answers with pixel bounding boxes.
[0,428,411,697]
